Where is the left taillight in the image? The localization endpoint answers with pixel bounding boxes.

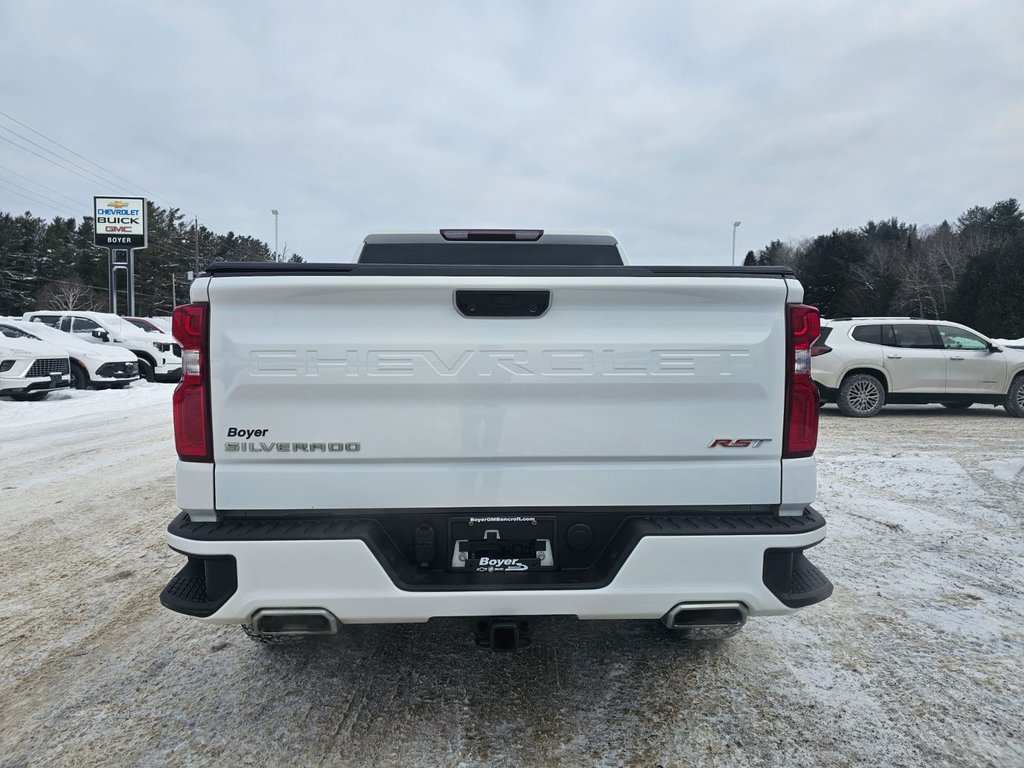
[172,303,211,462]
[784,304,821,459]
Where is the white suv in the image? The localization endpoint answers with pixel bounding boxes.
[0,319,139,389]
[812,317,1024,417]
[24,311,181,382]
[0,333,71,401]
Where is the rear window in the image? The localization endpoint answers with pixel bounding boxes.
[892,324,940,349]
[851,324,881,344]
[358,243,623,266]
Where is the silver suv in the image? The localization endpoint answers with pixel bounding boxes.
[812,318,1024,417]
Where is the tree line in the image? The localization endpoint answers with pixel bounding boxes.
[743,198,1024,338]
[1,197,1021,337]
[0,201,300,317]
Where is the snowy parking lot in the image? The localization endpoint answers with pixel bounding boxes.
[0,387,1021,767]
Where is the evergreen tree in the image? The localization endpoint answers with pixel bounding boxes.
[795,230,865,316]
[0,212,46,315]
[0,202,281,316]
[954,232,1024,337]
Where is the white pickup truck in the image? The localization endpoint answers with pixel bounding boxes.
[161,230,832,650]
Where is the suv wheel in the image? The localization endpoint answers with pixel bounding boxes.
[838,373,885,417]
[138,359,155,382]
[71,364,89,390]
[1005,375,1024,418]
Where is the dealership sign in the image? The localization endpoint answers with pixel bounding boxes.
[93,196,147,249]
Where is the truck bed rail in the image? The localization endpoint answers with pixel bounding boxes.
[203,262,797,278]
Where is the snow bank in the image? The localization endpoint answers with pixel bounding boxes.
[0,381,172,430]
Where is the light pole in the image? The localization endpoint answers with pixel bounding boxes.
[731,221,742,265]
[271,209,279,262]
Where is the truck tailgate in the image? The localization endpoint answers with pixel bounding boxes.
[207,274,790,511]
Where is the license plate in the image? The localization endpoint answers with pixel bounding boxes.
[449,515,555,572]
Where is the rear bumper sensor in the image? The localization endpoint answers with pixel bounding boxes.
[763,544,834,608]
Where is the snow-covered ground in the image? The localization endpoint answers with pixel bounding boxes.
[0,393,1021,767]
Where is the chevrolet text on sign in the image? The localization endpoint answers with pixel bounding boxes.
[93,196,147,249]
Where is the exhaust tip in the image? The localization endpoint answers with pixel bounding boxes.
[252,609,339,636]
[661,602,748,633]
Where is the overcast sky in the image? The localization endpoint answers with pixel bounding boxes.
[1,1,1021,264]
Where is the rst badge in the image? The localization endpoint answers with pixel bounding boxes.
[709,438,773,448]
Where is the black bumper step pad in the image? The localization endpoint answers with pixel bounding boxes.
[763,547,833,608]
[159,556,237,617]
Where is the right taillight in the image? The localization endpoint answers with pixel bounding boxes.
[810,344,832,356]
[784,304,820,458]
[172,303,211,462]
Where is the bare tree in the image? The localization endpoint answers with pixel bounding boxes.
[849,242,901,316]
[894,255,941,319]
[35,278,104,311]
[918,223,966,317]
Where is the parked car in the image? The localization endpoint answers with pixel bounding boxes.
[812,317,1024,417]
[0,318,139,389]
[0,331,71,401]
[23,310,182,382]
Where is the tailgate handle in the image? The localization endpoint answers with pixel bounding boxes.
[455,290,550,318]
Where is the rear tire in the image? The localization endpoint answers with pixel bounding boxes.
[240,624,306,645]
[940,401,973,410]
[1005,375,1024,418]
[837,373,885,417]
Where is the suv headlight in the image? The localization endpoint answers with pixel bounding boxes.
[154,342,171,352]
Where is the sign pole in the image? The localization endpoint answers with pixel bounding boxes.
[127,249,136,317]
[93,196,147,316]
[107,248,117,314]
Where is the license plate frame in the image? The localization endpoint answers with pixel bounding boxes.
[449,514,556,572]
